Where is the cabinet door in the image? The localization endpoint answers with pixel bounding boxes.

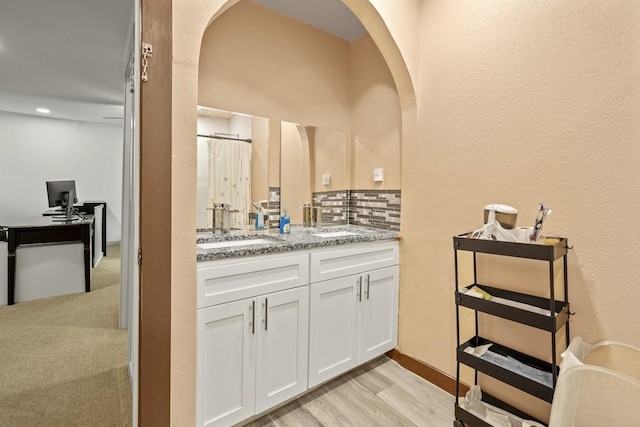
[255,286,309,413]
[359,266,399,363]
[308,275,359,388]
[197,299,256,427]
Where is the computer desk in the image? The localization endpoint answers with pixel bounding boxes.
[43,200,107,258]
[1,215,94,305]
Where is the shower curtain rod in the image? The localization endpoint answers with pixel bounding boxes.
[198,133,252,143]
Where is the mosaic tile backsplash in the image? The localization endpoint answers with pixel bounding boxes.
[348,190,401,231]
[268,186,281,229]
[312,190,349,225]
[262,188,400,231]
[313,189,401,231]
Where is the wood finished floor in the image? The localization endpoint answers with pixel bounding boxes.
[244,356,455,427]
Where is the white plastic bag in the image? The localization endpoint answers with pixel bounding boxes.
[560,336,640,382]
[559,336,596,371]
[549,365,640,426]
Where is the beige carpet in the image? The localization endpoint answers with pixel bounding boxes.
[0,245,132,426]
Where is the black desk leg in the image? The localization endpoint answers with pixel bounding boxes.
[102,209,107,257]
[7,230,16,305]
[91,226,96,268]
[82,226,91,293]
[7,254,16,306]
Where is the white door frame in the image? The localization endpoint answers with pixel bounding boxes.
[120,1,140,424]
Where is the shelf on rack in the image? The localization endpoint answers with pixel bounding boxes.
[455,390,547,427]
[453,234,568,261]
[457,336,557,403]
[457,284,569,331]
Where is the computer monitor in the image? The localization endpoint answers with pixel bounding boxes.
[46,180,78,220]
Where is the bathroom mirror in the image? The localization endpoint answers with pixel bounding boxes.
[280,121,348,226]
[196,106,270,229]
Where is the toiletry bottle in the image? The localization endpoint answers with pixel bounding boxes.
[280,208,291,234]
[260,206,268,230]
[258,207,265,231]
[255,208,265,231]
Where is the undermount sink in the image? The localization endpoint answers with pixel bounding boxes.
[312,231,358,238]
[198,239,274,250]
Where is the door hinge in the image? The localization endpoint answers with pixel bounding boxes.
[141,43,153,82]
[137,247,142,266]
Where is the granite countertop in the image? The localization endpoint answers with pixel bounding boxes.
[196,224,400,262]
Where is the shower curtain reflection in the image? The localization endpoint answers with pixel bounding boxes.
[206,137,252,229]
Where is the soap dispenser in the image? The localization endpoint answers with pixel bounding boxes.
[279,208,291,234]
[255,207,265,231]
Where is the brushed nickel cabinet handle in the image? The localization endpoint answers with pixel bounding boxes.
[358,276,363,302]
[366,274,370,300]
[251,301,255,334]
[265,298,269,331]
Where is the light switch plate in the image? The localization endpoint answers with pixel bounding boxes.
[373,168,384,182]
[322,174,331,185]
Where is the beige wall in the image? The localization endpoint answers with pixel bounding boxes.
[167,0,420,424]
[394,0,640,421]
[268,118,281,188]
[198,0,355,211]
[250,116,270,203]
[313,127,348,193]
[281,123,349,219]
[343,0,420,108]
[280,121,311,224]
[350,34,401,189]
[198,0,351,131]
[197,0,403,199]
[365,0,420,91]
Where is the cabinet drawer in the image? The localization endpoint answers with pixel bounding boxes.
[197,253,309,308]
[309,241,398,283]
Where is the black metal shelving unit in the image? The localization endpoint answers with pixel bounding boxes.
[452,234,571,427]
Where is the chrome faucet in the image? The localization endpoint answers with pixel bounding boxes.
[208,203,238,234]
[302,203,321,227]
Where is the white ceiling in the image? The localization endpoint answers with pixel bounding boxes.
[0,0,133,125]
[251,0,366,41]
[0,0,364,125]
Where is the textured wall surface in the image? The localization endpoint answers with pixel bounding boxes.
[198,0,351,132]
[397,0,640,420]
[170,1,409,423]
[167,0,640,422]
[0,111,124,242]
[350,34,402,189]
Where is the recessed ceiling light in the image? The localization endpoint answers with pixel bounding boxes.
[36,107,50,114]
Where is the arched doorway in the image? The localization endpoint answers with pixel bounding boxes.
[138,1,417,424]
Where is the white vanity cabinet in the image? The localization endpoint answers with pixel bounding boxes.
[308,241,399,388]
[196,239,399,427]
[196,253,309,427]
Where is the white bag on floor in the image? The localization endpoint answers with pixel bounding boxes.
[560,336,640,381]
[549,365,640,426]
